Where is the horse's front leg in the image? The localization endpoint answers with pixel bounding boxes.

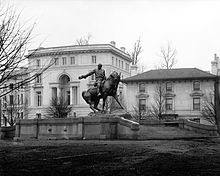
[94,99,101,112]
[113,95,125,110]
[102,96,107,113]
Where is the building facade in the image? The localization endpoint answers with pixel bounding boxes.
[27,42,132,118]
[122,68,216,121]
[0,69,29,126]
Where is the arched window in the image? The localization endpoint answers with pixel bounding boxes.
[59,74,70,105]
[59,74,70,85]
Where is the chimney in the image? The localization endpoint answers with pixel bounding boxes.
[130,64,138,76]
[110,41,116,47]
[214,53,218,61]
[120,47,125,52]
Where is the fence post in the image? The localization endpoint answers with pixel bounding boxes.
[82,117,85,139]
[36,118,39,139]
[18,119,21,137]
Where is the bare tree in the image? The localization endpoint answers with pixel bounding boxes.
[0,5,53,98]
[2,89,24,126]
[149,82,166,119]
[132,104,147,122]
[137,62,147,73]
[75,33,92,45]
[129,38,143,65]
[160,43,177,69]
[46,97,72,118]
[104,95,125,113]
[5,97,21,126]
[202,94,216,125]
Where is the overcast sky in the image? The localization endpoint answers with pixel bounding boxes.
[7,0,220,72]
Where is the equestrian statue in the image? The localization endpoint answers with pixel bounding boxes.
[78,63,124,113]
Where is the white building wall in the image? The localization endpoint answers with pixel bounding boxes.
[125,79,215,119]
[27,44,131,118]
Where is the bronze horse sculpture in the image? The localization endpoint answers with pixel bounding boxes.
[81,71,124,113]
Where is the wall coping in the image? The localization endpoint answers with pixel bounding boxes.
[183,119,218,131]
[16,115,140,131]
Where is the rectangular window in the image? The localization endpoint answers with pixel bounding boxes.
[36,113,41,119]
[9,95,13,105]
[193,98,200,110]
[121,61,124,69]
[112,57,114,65]
[36,91,42,106]
[70,57,76,64]
[17,95,20,105]
[21,112,23,119]
[67,91,70,105]
[62,57,67,65]
[165,98,173,110]
[54,58,59,65]
[92,56,96,64]
[119,60,121,68]
[139,83,145,92]
[125,63,129,71]
[9,83,13,90]
[36,59,40,67]
[3,96,7,108]
[116,58,118,67]
[193,81,200,91]
[139,99,146,112]
[21,94,23,104]
[36,75,42,83]
[166,82,172,92]
[73,87,78,105]
[52,87,57,100]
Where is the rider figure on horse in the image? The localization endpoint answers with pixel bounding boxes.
[79,63,106,96]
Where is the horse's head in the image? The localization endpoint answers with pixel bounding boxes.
[108,71,120,83]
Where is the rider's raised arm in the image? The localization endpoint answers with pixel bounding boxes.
[84,69,96,78]
[79,69,95,79]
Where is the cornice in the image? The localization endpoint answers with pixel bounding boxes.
[190,91,204,97]
[28,44,131,62]
[164,92,176,97]
[136,93,149,99]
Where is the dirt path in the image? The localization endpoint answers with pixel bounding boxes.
[0,139,220,176]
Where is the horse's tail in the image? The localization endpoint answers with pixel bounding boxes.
[82,90,91,105]
[82,90,87,100]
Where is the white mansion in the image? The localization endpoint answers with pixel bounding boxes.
[122,68,216,121]
[27,42,132,118]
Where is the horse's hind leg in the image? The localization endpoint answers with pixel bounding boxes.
[94,100,101,111]
[113,95,125,110]
[83,92,97,113]
[89,105,97,113]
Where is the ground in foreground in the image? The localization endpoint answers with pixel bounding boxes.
[0,138,220,176]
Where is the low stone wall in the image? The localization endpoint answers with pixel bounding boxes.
[15,116,140,140]
[118,118,139,139]
[140,120,165,126]
[140,119,218,136]
[0,126,16,139]
[179,119,218,136]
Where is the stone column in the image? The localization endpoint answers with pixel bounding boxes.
[57,87,60,100]
[70,86,73,105]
